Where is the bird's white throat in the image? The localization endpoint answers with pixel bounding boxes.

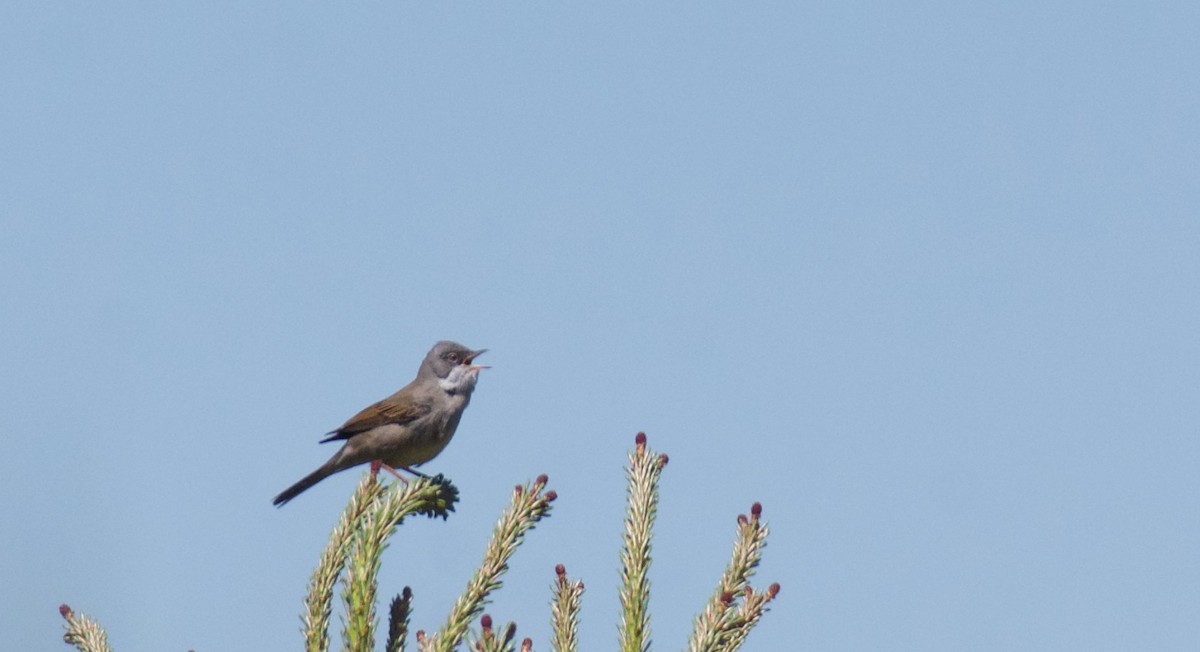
[439,365,480,394]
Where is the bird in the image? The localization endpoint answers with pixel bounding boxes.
[273,340,487,506]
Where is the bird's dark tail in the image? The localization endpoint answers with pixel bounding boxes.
[273,456,345,506]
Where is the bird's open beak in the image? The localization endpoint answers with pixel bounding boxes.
[464,349,489,370]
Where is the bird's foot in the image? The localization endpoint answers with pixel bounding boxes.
[380,462,411,484]
[402,466,430,479]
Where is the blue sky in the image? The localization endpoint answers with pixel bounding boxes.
[2,2,1198,650]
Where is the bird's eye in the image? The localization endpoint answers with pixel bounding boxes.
[446,352,459,362]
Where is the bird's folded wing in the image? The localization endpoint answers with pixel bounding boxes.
[320,398,432,441]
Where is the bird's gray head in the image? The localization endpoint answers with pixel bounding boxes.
[420,340,487,381]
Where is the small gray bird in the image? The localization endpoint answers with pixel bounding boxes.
[273,340,487,506]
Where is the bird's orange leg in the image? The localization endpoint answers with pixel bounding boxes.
[373,461,411,484]
[369,460,430,484]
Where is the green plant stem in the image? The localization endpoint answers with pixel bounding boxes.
[550,567,584,652]
[429,478,555,652]
[713,585,779,652]
[304,473,386,652]
[618,437,667,652]
[688,509,772,652]
[342,476,460,652]
[59,605,112,652]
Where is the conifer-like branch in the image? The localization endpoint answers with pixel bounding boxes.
[687,503,777,652]
[341,475,460,652]
[712,583,780,652]
[385,587,413,652]
[59,604,112,652]
[618,432,668,652]
[428,476,556,652]
[57,432,781,652]
[470,614,520,652]
[550,564,584,652]
[304,472,386,652]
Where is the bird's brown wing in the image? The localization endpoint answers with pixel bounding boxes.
[320,396,431,442]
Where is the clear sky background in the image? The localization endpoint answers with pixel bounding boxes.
[2,3,1198,651]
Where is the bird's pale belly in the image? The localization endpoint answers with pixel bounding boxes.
[380,434,451,467]
[364,419,459,468]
